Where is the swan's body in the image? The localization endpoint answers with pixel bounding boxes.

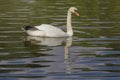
[23,7,79,37]
[26,24,67,37]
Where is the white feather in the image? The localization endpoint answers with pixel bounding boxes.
[33,24,67,37]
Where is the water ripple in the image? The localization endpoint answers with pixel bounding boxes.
[0,0,120,80]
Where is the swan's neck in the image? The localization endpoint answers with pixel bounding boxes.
[66,11,73,36]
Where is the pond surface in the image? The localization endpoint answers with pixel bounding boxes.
[0,0,120,80]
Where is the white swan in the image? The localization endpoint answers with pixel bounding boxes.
[22,7,79,37]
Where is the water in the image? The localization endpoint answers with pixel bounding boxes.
[0,0,120,80]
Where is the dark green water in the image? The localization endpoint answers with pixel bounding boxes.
[0,0,120,80]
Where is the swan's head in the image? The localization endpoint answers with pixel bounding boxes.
[69,7,79,16]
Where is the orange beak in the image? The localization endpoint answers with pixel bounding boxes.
[74,11,79,16]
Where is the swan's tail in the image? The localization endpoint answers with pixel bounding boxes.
[22,26,34,31]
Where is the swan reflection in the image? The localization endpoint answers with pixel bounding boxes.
[24,36,73,73]
[24,36,70,46]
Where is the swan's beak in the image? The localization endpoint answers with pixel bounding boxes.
[74,10,79,16]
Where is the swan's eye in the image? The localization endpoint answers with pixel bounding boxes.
[74,9,78,13]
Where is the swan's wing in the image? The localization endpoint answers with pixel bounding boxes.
[34,24,67,37]
[35,24,65,34]
[35,24,62,31]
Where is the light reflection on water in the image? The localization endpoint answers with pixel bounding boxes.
[0,0,120,80]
